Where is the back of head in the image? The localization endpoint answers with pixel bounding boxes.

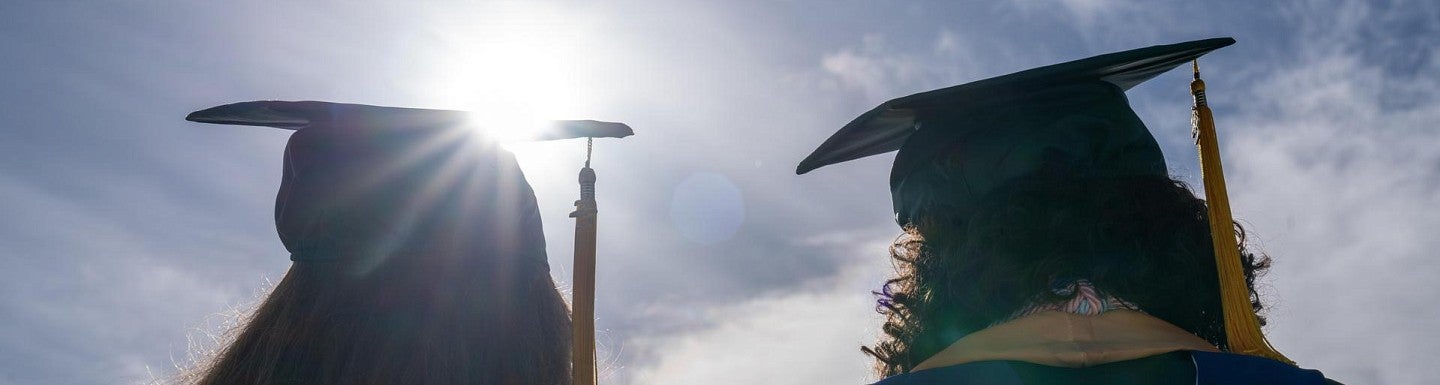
[921,176,1226,338]
[789,38,1263,375]
[183,102,572,385]
[866,175,1269,376]
[197,252,571,385]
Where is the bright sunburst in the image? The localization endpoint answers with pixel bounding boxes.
[409,2,614,197]
[417,3,595,143]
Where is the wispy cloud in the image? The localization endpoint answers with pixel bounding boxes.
[785,2,1440,384]
[1007,0,1138,28]
[628,257,890,385]
[2,1,1435,384]
[819,30,996,103]
[1215,2,1440,383]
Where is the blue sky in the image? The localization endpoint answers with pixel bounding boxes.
[2,1,1437,384]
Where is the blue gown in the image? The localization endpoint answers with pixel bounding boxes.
[871,351,1341,385]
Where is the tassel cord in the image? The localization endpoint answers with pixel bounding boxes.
[1191,60,1294,365]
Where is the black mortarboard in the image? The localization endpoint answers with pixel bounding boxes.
[187,100,632,264]
[796,38,1235,226]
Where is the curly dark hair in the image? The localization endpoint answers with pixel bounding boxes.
[862,176,1271,376]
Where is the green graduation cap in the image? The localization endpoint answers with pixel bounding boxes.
[796,37,1235,226]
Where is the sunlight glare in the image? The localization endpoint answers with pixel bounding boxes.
[419,3,592,144]
[411,3,611,198]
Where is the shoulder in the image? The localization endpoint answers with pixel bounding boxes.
[871,352,1194,385]
[1190,351,1342,385]
[870,361,1023,385]
[871,351,1344,385]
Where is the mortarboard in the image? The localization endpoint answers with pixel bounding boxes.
[188,100,633,384]
[797,37,1297,364]
[796,37,1234,226]
[186,100,632,265]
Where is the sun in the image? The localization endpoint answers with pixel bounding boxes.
[450,38,575,143]
[416,3,594,143]
[406,3,617,192]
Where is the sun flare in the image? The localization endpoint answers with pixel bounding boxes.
[418,3,594,144]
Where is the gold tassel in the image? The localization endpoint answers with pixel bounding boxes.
[1190,60,1294,365]
[571,138,599,385]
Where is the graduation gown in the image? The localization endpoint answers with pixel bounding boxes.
[871,350,1338,385]
[871,311,1341,385]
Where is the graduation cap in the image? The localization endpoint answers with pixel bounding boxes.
[190,100,627,383]
[187,101,630,266]
[797,38,1295,364]
[187,100,633,140]
[799,37,1233,225]
[189,100,631,385]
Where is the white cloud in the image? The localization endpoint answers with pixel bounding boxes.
[1218,4,1440,384]
[5,1,1437,384]
[628,258,890,385]
[1007,0,1138,29]
[820,35,917,102]
[808,2,1440,383]
[819,31,995,103]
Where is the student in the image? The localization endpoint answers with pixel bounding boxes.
[179,102,593,384]
[797,38,1341,384]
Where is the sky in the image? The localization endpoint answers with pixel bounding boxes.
[1,0,1437,384]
